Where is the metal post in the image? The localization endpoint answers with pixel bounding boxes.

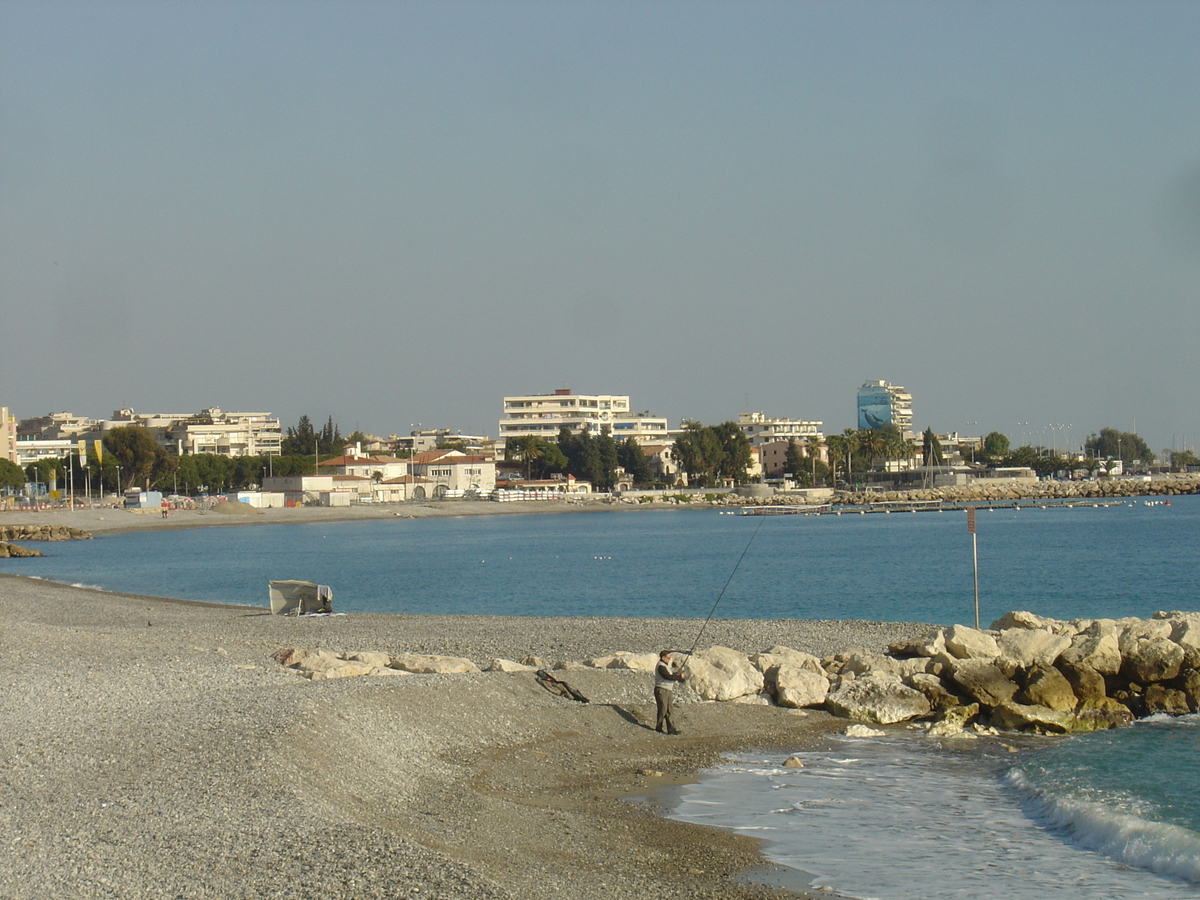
[972,530,980,630]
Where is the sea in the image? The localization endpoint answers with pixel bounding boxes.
[3,495,1198,899]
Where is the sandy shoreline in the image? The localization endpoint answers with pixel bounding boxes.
[0,562,932,899]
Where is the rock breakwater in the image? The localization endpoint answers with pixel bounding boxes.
[274,608,1200,737]
[0,524,92,541]
[833,475,1200,506]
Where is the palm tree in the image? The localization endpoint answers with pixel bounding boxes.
[805,434,823,485]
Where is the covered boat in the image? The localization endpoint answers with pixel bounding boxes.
[268,580,333,616]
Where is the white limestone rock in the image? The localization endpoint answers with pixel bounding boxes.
[943,624,1000,661]
[996,628,1071,669]
[1060,621,1122,675]
[772,666,830,709]
[389,653,481,675]
[825,674,931,725]
[685,646,764,701]
[485,658,536,673]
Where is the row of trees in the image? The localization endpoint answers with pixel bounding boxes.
[505,427,655,491]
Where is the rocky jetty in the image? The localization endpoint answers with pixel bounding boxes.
[0,542,42,558]
[0,524,92,541]
[274,609,1200,736]
[834,474,1200,506]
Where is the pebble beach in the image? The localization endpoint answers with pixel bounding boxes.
[0,504,930,899]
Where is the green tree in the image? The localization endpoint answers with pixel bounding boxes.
[618,437,653,486]
[785,438,805,479]
[713,422,751,483]
[983,431,1010,459]
[921,428,943,467]
[0,458,25,491]
[104,426,172,491]
[1085,428,1154,465]
[595,429,620,491]
[1168,449,1199,470]
[672,420,725,487]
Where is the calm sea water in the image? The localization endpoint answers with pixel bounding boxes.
[4,495,1198,897]
[2,496,1196,623]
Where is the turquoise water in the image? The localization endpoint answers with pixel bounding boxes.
[3,495,1198,896]
[1,496,1196,623]
[674,723,1200,899]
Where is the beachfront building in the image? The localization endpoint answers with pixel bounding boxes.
[110,408,283,457]
[498,389,670,444]
[737,412,824,450]
[1,407,16,464]
[407,449,497,498]
[856,380,913,438]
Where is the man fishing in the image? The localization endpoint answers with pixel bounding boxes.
[654,650,686,734]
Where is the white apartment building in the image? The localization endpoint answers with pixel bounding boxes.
[737,412,825,448]
[1,407,16,464]
[112,408,283,457]
[499,389,669,444]
[857,380,913,437]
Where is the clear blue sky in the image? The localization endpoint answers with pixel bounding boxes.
[2,1,1197,454]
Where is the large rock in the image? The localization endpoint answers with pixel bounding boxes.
[485,658,536,673]
[835,649,902,678]
[1058,659,1108,703]
[1144,684,1190,716]
[1119,619,1174,651]
[310,661,373,680]
[1163,616,1200,669]
[1019,665,1077,712]
[346,651,392,669]
[825,675,931,725]
[943,624,1000,661]
[1074,697,1135,730]
[685,646,763,701]
[996,628,1071,669]
[752,646,826,677]
[586,651,658,672]
[989,701,1076,734]
[943,658,1019,707]
[1060,621,1121,675]
[0,542,42,558]
[389,653,481,674]
[773,666,830,709]
[1175,669,1200,713]
[905,673,967,713]
[990,610,1058,631]
[1120,637,1184,684]
[889,628,946,659]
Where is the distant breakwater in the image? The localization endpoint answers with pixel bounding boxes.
[831,475,1200,507]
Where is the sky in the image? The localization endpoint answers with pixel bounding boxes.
[2,1,1198,455]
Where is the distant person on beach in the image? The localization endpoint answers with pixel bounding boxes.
[654,650,686,734]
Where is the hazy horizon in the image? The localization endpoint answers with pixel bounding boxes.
[2,2,1197,455]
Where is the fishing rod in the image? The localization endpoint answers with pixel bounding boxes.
[681,514,767,665]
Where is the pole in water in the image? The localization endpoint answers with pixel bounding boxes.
[966,508,979,629]
[684,514,767,663]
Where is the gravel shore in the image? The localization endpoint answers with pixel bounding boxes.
[0,569,930,900]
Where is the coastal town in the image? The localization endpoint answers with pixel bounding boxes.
[3,381,1197,511]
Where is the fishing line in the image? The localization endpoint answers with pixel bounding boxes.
[683,514,767,662]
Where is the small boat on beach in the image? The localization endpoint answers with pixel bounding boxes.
[739,504,831,516]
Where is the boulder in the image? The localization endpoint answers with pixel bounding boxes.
[943,624,1000,661]
[1074,697,1135,730]
[586,651,658,672]
[943,658,1019,708]
[1060,622,1121,675]
[889,628,946,659]
[0,542,43,558]
[926,702,980,736]
[905,673,967,713]
[1119,619,1174,652]
[772,666,829,709]
[782,755,804,768]
[751,647,826,678]
[836,649,902,678]
[1120,638,1184,684]
[825,675,931,725]
[989,701,1076,734]
[273,647,310,668]
[1164,617,1200,669]
[844,724,887,738]
[990,610,1057,631]
[346,651,392,668]
[1058,659,1107,704]
[996,628,1071,669]
[685,646,763,701]
[1144,684,1190,716]
[485,658,536,673]
[1175,669,1200,713]
[389,653,481,674]
[309,661,373,680]
[1019,665,1077,713]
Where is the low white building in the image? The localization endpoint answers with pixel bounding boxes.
[499,389,669,444]
[737,412,824,449]
[408,449,496,497]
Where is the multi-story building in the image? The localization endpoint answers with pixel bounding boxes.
[856,380,913,437]
[1,407,16,464]
[498,389,669,444]
[110,408,282,457]
[737,412,824,448]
